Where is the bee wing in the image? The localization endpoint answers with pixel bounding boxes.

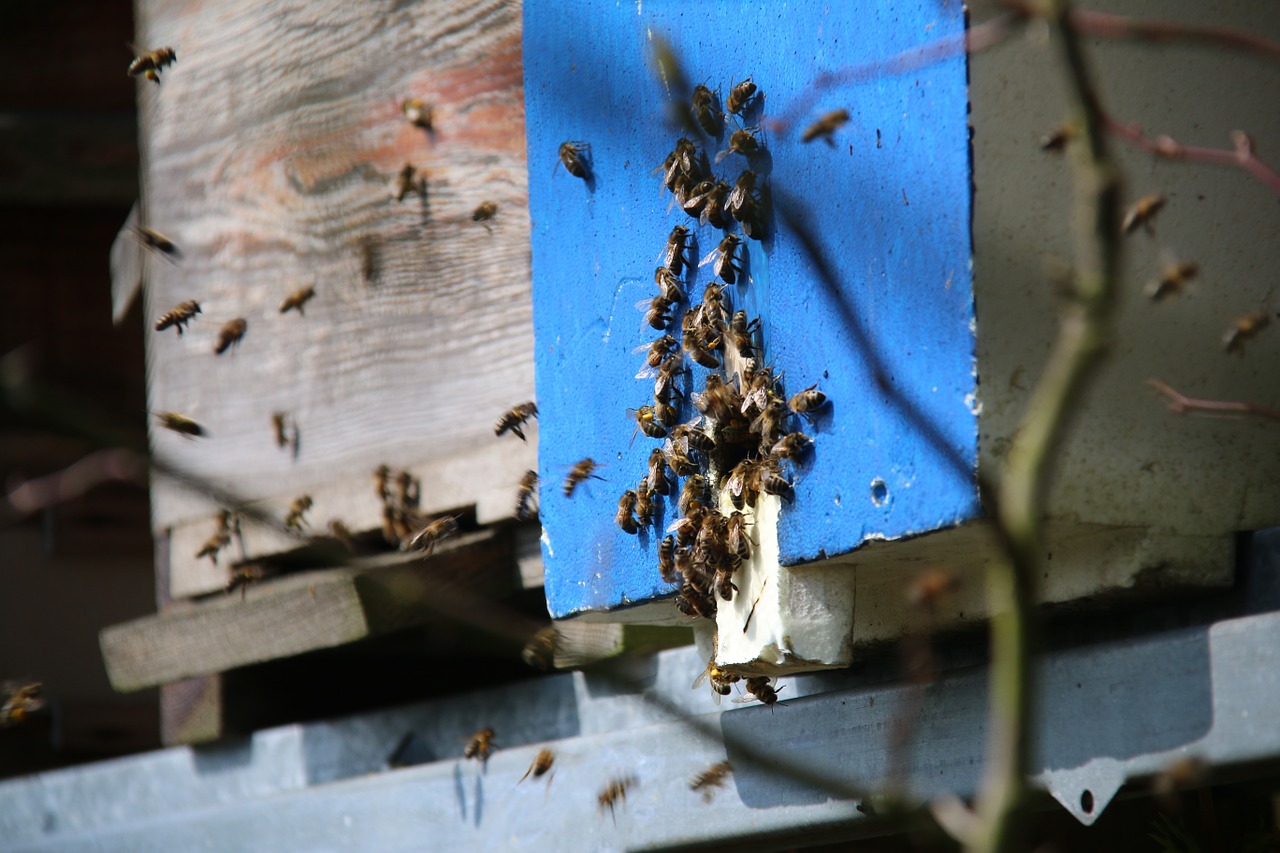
[635,363,659,381]
[698,245,722,268]
[635,297,658,312]
[713,148,734,165]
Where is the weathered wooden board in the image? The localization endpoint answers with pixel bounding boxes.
[132,0,536,596]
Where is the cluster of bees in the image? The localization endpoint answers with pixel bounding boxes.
[374,464,460,553]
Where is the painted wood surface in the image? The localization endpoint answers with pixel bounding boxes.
[524,0,976,619]
[133,0,535,595]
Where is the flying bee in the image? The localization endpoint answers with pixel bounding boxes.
[374,464,391,504]
[226,563,266,599]
[634,480,655,525]
[597,776,636,821]
[627,405,668,442]
[689,761,732,802]
[658,225,693,276]
[564,458,605,497]
[801,109,851,145]
[557,140,591,179]
[699,234,743,285]
[647,448,673,495]
[658,535,676,582]
[402,98,433,130]
[522,627,557,671]
[616,490,640,534]
[638,292,676,331]
[726,77,758,115]
[520,748,556,785]
[788,383,827,421]
[771,431,813,459]
[515,470,539,521]
[464,727,496,761]
[214,318,247,355]
[715,127,763,164]
[156,411,205,438]
[670,423,715,454]
[284,495,313,531]
[471,201,498,231]
[633,335,679,370]
[679,474,708,516]
[906,567,960,609]
[393,163,421,202]
[128,46,176,83]
[727,311,760,357]
[654,265,685,302]
[654,398,679,427]
[1223,311,1271,355]
[691,84,722,136]
[195,510,234,563]
[405,515,459,554]
[693,654,740,701]
[328,519,356,552]
[1145,259,1200,301]
[1039,123,1077,152]
[1122,192,1167,235]
[737,676,782,706]
[134,226,182,260]
[279,285,316,315]
[0,681,44,727]
[726,511,755,561]
[495,401,538,441]
[155,300,201,336]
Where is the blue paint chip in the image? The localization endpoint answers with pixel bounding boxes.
[525,1,977,619]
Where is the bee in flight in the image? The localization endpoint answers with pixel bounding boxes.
[597,776,637,822]
[464,726,496,762]
[128,46,176,84]
[404,515,460,554]
[214,318,247,355]
[156,411,205,438]
[1122,192,1167,235]
[515,470,539,521]
[801,109,851,145]
[226,563,267,599]
[0,681,44,727]
[736,675,783,707]
[134,226,182,260]
[279,285,316,315]
[472,201,498,231]
[1223,311,1271,356]
[689,761,732,802]
[284,495,313,531]
[563,458,605,497]
[519,748,556,785]
[495,401,538,442]
[155,300,201,336]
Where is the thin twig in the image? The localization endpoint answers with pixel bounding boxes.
[1070,8,1280,64]
[4,450,148,518]
[971,0,1123,850]
[1147,378,1280,422]
[1105,118,1280,197]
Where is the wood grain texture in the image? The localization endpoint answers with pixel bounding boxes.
[131,0,536,595]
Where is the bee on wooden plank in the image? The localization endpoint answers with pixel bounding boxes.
[374,464,392,504]
[214,318,247,355]
[402,98,433,131]
[156,411,205,438]
[634,480,655,526]
[515,470,539,521]
[1223,311,1271,356]
[691,84,722,136]
[472,201,498,231]
[464,727,496,761]
[1122,192,1167,235]
[725,511,755,562]
[726,311,760,358]
[226,563,266,600]
[154,300,201,336]
[133,226,182,260]
[271,412,290,449]
[284,495,313,531]
[563,458,605,497]
[597,776,637,822]
[557,141,591,179]
[404,515,459,554]
[686,179,730,229]
[616,490,640,534]
[495,401,538,441]
[801,109,850,145]
[393,164,421,203]
[689,761,732,802]
[726,77,758,115]
[670,422,714,454]
[715,127,763,164]
[692,374,742,421]
[519,748,556,785]
[279,285,316,316]
[127,46,176,83]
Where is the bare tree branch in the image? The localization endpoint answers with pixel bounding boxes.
[1104,119,1280,197]
[1148,378,1280,422]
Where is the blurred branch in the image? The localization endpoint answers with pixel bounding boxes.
[1148,378,1280,422]
[4,449,147,520]
[1068,7,1280,63]
[970,1,1123,851]
[1103,119,1280,197]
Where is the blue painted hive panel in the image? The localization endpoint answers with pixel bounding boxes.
[524,1,977,619]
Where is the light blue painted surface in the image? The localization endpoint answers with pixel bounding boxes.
[525,1,976,619]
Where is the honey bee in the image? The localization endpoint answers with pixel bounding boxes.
[691,84,722,136]
[1121,192,1167,235]
[134,226,182,259]
[770,431,812,459]
[679,474,708,516]
[515,470,539,521]
[616,490,640,534]
[651,353,686,402]
[646,448,673,495]
[374,464,391,504]
[638,292,677,331]
[156,411,205,438]
[328,519,356,552]
[759,463,793,500]
[658,226,693,276]
[634,480,655,525]
[667,512,702,548]
[726,77,758,115]
[693,654,739,700]
[405,515,459,554]
[788,383,827,420]
[801,109,851,145]
[597,776,637,821]
[155,300,201,336]
[196,526,231,564]
[725,171,758,223]
[268,412,288,448]
[670,423,715,454]
[676,584,715,619]
[714,127,763,164]
[519,748,556,785]
[284,495,313,531]
[214,318,247,355]
[666,440,700,476]
[279,285,316,315]
[402,98,433,130]
[1039,123,1077,152]
[692,374,742,421]
[495,401,538,441]
[627,404,668,442]
[522,627,558,671]
[700,283,729,329]
[557,141,591,179]
[1145,260,1199,301]
[564,458,605,497]
[691,179,731,229]
[393,163,421,202]
[906,567,960,609]
[689,761,732,802]
[0,681,44,727]
[464,727,496,761]
[738,675,782,706]
[699,234,743,285]
[1223,312,1271,355]
[472,201,498,230]
[654,265,685,302]
[658,534,676,582]
[127,46,176,83]
[226,563,266,599]
[714,567,738,601]
[724,458,763,509]
[725,511,754,561]
[684,331,720,370]
[726,311,760,357]
[633,336,679,373]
